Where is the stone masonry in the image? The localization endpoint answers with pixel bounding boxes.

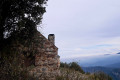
[29,32,60,80]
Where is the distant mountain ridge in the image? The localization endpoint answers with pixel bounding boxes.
[117,52,120,54]
[61,54,120,67]
[78,54,120,67]
[61,53,120,80]
[82,66,120,80]
[105,62,120,68]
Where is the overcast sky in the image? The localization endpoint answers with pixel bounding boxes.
[38,0,120,60]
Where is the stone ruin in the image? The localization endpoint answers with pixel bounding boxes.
[29,32,60,80]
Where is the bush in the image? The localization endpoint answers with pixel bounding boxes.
[56,76,66,80]
[94,72,112,80]
[60,62,85,74]
[58,62,113,80]
[60,62,69,68]
[0,52,35,80]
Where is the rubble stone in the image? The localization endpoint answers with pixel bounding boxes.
[30,32,60,80]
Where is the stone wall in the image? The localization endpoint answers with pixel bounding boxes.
[29,32,60,80]
[0,31,60,80]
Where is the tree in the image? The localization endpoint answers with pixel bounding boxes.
[69,62,85,73]
[0,0,47,44]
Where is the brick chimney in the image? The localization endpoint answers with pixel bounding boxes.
[48,34,55,44]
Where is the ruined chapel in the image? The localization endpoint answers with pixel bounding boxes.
[29,32,60,80]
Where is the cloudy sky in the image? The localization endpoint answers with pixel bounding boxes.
[38,0,120,60]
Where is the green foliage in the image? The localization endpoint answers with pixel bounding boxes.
[60,62,69,68]
[59,62,113,80]
[60,62,85,74]
[56,76,67,80]
[93,72,113,80]
[69,62,85,74]
[0,52,35,80]
[89,72,113,80]
[0,0,47,46]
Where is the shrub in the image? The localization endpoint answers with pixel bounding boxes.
[69,62,85,74]
[60,62,85,74]
[0,52,35,80]
[94,72,112,80]
[60,62,69,68]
